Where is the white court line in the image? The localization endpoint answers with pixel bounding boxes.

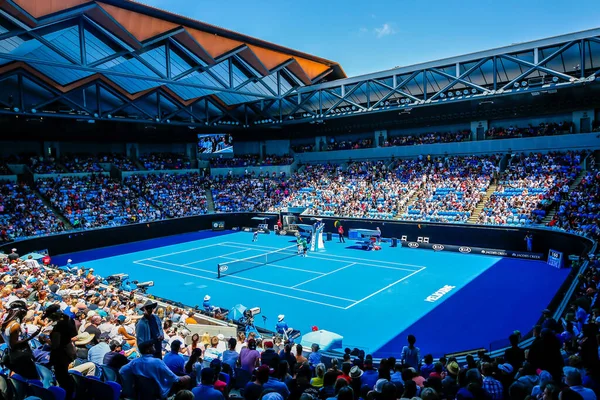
[223,241,426,269]
[292,263,356,288]
[141,259,357,303]
[344,267,427,310]
[133,261,348,309]
[183,248,252,266]
[222,242,423,272]
[138,243,223,261]
[217,256,324,275]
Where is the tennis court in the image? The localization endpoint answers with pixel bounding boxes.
[61,230,570,356]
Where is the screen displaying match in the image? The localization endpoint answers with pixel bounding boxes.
[198,133,233,154]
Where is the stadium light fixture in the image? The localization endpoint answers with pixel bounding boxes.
[447,92,453,97]
[93,113,99,118]
[455,91,461,97]
[521,81,528,87]
[107,114,112,119]
[439,93,445,98]
[514,82,520,88]
[471,89,477,94]
[463,89,469,95]
[31,108,37,113]
[552,76,559,83]
[13,107,19,112]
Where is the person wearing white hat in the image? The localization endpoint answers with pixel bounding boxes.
[276,315,291,339]
[7,248,19,262]
[203,295,221,315]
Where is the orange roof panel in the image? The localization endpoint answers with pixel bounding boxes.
[247,45,292,71]
[295,57,331,81]
[187,28,244,59]
[11,0,91,18]
[98,2,179,42]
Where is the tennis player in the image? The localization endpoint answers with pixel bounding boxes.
[376,227,382,244]
[252,230,259,242]
[301,237,308,257]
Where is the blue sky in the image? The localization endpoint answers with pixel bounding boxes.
[141,0,600,77]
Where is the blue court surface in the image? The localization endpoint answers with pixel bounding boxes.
[58,230,570,357]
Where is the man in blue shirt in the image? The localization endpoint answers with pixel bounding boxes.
[88,333,111,365]
[120,341,190,398]
[163,340,186,376]
[276,315,290,337]
[192,368,224,400]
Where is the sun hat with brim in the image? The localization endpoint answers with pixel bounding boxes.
[350,366,363,379]
[139,300,158,310]
[74,332,95,346]
[204,295,211,301]
[278,314,285,322]
[446,361,460,375]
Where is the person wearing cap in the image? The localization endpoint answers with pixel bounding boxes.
[0,300,40,379]
[103,340,130,370]
[116,315,137,348]
[120,340,190,398]
[7,248,19,262]
[24,255,39,269]
[135,300,164,359]
[192,367,224,400]
[276,314,290,336]
[261,340,279,367]
[43,304,78,399]
[88,332,111,365]
[442,361,460,399]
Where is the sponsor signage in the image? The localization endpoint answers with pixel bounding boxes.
[425,285,456,303]
[212,221,225,231]
[401,241,544,260]
[547,249,564,268]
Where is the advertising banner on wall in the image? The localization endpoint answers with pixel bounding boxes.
[401,241,544,260]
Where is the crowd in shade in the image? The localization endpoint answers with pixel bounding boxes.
[0,158,12,175]
[125,173,208,218]
[549,161,600,241]
[479,151,583,226]
[0,182,65,242]
[486,122,574,140]
[383,131,472,148]
[138,153,192,170]
[0,244,599,400]
[36,175,158,229]
[325,138,374,151]
[211,155,294,168]
[60,154,105,173]
[402,155,500,223]
[27,156,63,174]
[60,153,141,173]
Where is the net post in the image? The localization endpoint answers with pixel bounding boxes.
[217,264,221,279]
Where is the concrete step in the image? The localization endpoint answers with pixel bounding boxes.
[206,188,215,214]
[33,188,73,229]
[541,169,587,224]
[467,183,497,224]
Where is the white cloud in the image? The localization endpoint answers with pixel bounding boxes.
[359,27,369,33]
[374,23,396,38]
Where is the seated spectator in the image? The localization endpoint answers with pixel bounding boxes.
[120,340,190,398]
[192,367,225,400]
[164,340,186,376]
[138,152,191,170]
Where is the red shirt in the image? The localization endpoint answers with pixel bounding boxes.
[42,255,51,265]
[338,226,344,234]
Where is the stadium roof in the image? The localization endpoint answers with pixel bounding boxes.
[0,1,598,132]
[0,0,344,127]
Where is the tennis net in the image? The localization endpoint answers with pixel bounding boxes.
[217,244,298,278]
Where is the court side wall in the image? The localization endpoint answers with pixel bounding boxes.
[0,213,592,262]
